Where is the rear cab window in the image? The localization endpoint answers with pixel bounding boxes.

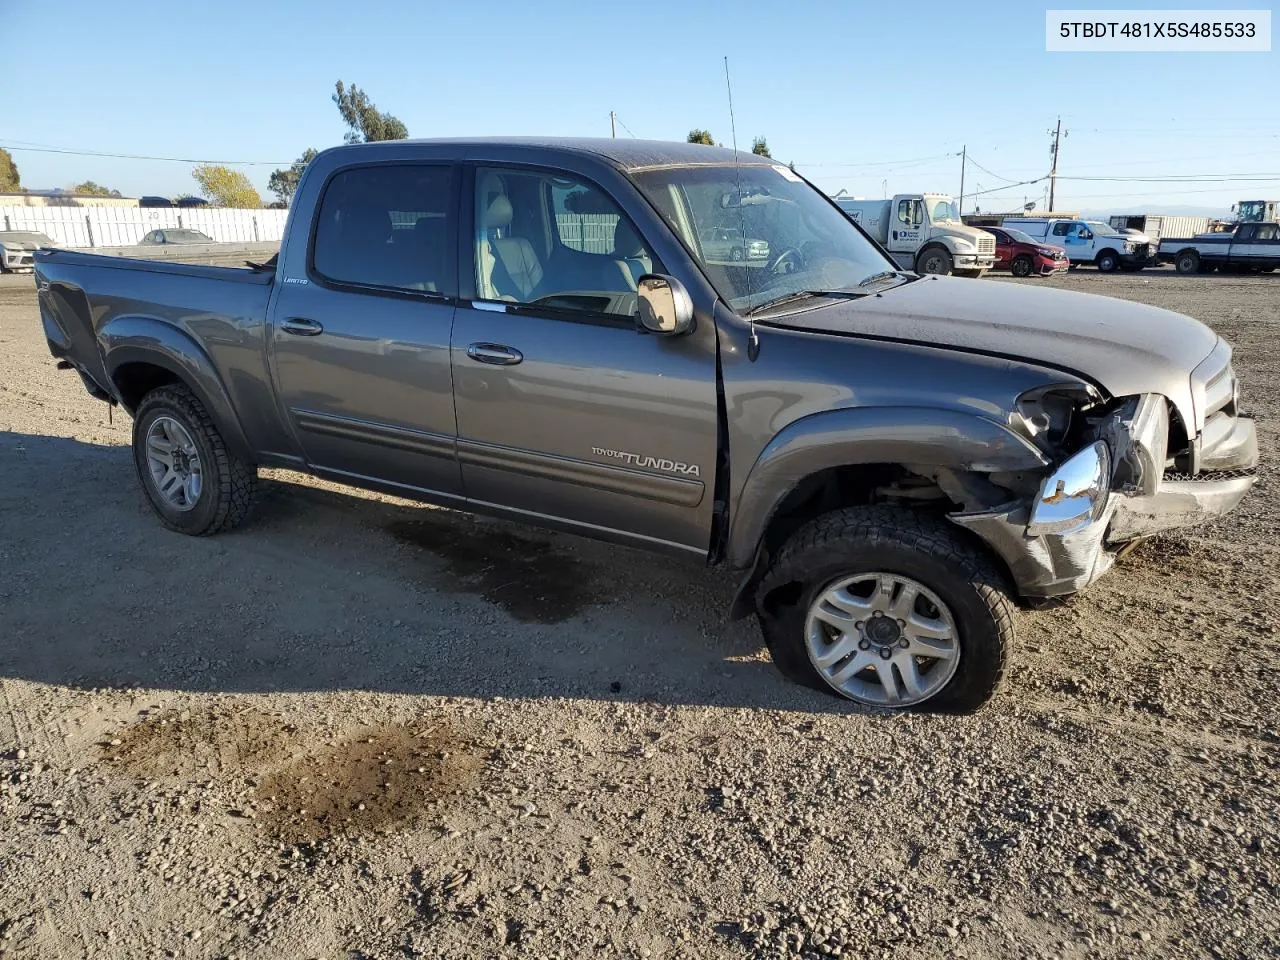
[310,164,455,295]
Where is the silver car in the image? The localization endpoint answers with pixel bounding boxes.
[698,226,769,262]
[138,229,215,246]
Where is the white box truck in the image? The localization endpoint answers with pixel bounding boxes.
[835,194,995,277]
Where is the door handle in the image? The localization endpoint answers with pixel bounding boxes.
[281,317,324,336]
[466,342,523,365]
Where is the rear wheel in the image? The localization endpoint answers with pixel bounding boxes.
[916,246,953,276]
[1176,250,1200,275]
[756,506,1013,713]
[132,384,257,536]
[1010,255,1034,278]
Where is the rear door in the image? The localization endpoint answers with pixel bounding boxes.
[270,161,464,500]
[449,162,719,555]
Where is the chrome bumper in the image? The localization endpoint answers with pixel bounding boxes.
[952,409,1257,599]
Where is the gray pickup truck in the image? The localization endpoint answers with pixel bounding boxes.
[1159,221,1280,274]
[34,138,1258,713]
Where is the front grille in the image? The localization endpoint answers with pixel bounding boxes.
[977,237,995,255]
[1135,243,1150,258]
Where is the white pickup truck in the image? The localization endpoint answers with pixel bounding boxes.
[1159,221,1280,274]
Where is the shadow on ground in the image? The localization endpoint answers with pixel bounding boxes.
[0,430,852,714]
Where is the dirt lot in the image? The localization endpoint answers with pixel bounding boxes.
[1,267,1277,960]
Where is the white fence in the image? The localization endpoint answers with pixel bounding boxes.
[0,206,289,248]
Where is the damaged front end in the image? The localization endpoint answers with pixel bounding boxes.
[950,384,1257,599]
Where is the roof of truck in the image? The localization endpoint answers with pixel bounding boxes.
[325,137,779,171]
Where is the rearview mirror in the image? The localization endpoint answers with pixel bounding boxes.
[636,275,694,336]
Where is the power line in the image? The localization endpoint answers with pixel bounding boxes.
[964,155,1020,184]
[613,115,638,138]
[794,152,959,168]
[0,141,291,166]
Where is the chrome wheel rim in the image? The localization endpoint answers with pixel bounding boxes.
[145,416,202,512]
[804,572,960,707]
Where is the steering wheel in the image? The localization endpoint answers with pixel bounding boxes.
[767,247,803,276]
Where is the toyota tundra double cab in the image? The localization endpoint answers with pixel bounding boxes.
[34,138,1258,713]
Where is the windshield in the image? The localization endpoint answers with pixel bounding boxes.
[927,198,959,222]
[631,163,893,312]
[1085,221,1120,236]
[0,232,55,246]
[1004,228,1038,245]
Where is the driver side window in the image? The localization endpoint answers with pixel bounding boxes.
[474,166,659,319]
[1051,223,1070,237]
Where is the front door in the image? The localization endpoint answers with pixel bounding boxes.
[449,164,720,555]
[270,162,464,499]
[888,196,924,262]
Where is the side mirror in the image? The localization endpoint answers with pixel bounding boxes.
[636,274,694,336]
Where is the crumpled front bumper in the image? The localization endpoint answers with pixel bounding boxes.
[951,405,1258,599]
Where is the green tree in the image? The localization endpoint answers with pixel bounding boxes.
[686,129,715,146]
[71,181,123,197]
[191,164,262,207]
[268,148,319,206]
[0,148,20,192]
[333,81,408,143]
[751,136,771,158]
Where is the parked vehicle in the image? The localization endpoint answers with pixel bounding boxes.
[138,229,215,246]
[175,197,210,209]
[1108,214,1213,245]
[35,138,1257,713]
[1234,200,1280,223]
[0,230,55,273]
[138,196,174,208]
[698,226,769,262]
[835,194,995,277]
[1159,221,1280,273]
[1002,217,1155,272]
[985,226,1068,277]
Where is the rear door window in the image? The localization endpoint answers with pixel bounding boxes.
[311,164,455,295]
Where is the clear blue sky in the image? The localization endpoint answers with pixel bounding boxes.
[4,0,1276,215]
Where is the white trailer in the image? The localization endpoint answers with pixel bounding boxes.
[834,193,995,277]
[1108,214,1213,244]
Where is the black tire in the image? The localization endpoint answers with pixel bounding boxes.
[1176,250,1200,274]
[916,246,953,276]
[756,506,1013,713]
[1095,250,1120,273]
[729,246,744,261]
[1010,255,1034,278]
[132,384,257,536]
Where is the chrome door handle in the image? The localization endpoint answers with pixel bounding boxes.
[466,342,523,365]
[281,317,324,336]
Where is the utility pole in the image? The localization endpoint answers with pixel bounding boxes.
[958,145,966,217]
[610,111,617,139]
[1048,116,1062,211]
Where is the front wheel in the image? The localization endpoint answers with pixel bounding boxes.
[1096,250,1120,273]
[1010,255,1034,278]
[916,247,953,276]
[756,506,1013,713]
[132,384,257,536]
[729,246,744,261]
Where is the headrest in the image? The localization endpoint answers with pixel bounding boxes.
[613,219,645,258]
[484,194,513,230]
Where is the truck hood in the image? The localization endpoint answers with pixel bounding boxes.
[765,275,1219,431]
[932,222,992,243]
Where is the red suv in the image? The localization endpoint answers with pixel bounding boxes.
[986,226,1069,277]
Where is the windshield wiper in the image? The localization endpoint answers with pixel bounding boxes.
[856,269,913,288]
[745,289,865,316]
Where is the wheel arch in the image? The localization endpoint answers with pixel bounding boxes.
[724,407,1048,619]
[102,316,253,462]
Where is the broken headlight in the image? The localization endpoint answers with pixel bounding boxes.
[1013,383,1103,452]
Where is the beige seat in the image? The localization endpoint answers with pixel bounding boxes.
[612,219,652,289]
[478,175,543,300]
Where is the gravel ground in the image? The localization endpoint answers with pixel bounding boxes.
[0,266,1277,960]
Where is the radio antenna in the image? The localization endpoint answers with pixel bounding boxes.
[725,55,759,360]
